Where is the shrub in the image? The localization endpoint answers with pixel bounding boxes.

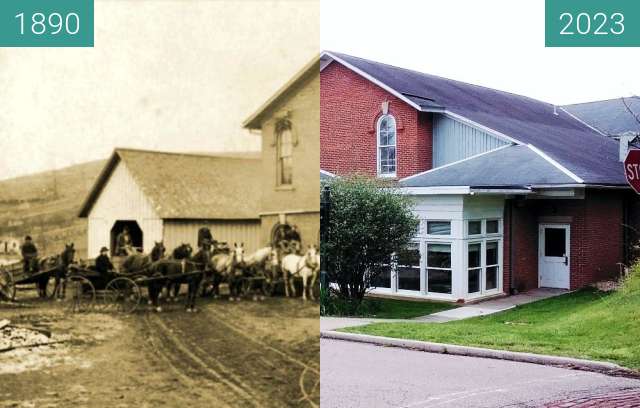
[321,175,419,308]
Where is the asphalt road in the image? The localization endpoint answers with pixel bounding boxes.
[320,339,640,408]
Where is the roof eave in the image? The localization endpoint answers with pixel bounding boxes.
[77,151,121,218]
[243,54,321,130]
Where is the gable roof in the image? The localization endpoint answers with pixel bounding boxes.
[562,97,640,137]
[243,54,320,130]
[322,51,626,186]
[401,145,575,188]
[79,148,261,220]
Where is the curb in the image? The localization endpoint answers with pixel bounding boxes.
[321,330,640,378]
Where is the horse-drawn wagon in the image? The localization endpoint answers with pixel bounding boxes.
[0,244,83,305]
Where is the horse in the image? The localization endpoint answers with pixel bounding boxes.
[241,246,275,300]
[163,243,193,301]
[151,245,210,312]
[121,241,165,274]
[281,246,320,301]
[210,243,246,301]
[38,243,76,300]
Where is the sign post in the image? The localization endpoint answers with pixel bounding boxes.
[624,149,640,194]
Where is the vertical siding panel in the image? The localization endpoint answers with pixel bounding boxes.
[433,114,509,168]
[164,220,261,254]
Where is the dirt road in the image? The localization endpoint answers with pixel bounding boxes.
[0,294,319,408]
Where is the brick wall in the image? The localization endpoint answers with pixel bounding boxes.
[320,62,432,179]
[505,191,624,292]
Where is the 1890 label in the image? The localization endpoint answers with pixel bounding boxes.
[0,0,93,47]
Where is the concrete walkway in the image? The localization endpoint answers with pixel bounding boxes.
[321,288,568,331]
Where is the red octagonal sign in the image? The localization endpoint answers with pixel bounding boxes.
[625,149,640,194]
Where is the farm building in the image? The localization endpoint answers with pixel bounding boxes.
[244,56,320,248]
[79,148,263,258]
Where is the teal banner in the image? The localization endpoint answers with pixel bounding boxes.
[0,0,94,47]
[546,0,640,47]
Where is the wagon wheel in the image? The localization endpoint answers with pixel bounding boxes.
[65,276,96,313]
[0,267,16,301]
[103,277,141,314]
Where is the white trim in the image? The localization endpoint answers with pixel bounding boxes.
[323,51,423,111]
[402,186,471,195]
[401,186,532,195]
[400,144,512,182]
[558,106,608,137]
[376,114,397,177]
[442,111,524,145]
[320,169,337,178]
[526,144,584,184]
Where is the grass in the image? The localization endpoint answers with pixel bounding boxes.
[345,271,640,369]
[325,296,456,319]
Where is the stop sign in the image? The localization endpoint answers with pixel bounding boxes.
[624,149,640,194]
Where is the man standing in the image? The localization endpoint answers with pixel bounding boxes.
[197,227,214,251]
[115,226,132,256]
[20,236,39,274]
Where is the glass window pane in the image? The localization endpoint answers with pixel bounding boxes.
[398,266,420,291]
[468,221,481,235]
[397,244,420,266]
[544,228,566,257]
[373,266,391,289]
[387,129,396,145]
[468,243,481,268]
[486,266,498,290]
[487,220,499,234]
[428,269,452,294]
[486,241,498,265]
[427,221,451,235]
[427,244,451,268]
[468,269,480,293]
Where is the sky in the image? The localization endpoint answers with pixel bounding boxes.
[321,0,640,106]
[0,0,319,180]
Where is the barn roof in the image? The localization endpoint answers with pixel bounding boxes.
[322,51,627,186]
[79,148,262,220]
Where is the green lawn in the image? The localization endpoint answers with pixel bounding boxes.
[326,296,456,319]
[345,288,640,369]
[364,297,456,319]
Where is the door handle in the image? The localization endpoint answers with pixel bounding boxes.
[563,256,568,266]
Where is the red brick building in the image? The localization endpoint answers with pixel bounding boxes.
[320,51,640,302]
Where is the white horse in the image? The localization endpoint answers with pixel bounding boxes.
[281,246,320,301]
[210,243,246,301]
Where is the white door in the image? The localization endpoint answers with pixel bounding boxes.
[538,224,570,289]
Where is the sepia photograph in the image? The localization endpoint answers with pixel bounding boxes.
[0,1,319,407]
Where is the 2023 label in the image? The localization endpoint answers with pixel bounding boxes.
[545,0,640,47]
[0,0,93,47]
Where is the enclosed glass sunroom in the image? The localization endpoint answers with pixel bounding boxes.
[371,194,505,302]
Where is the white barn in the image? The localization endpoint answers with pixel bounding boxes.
[79,148,263,258]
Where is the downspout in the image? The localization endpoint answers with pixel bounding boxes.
[509,199,515,294]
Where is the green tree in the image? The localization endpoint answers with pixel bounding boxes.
[322,175,419,307]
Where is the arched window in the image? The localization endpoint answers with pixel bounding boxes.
[377,114,397,176]
[276,121,294,186]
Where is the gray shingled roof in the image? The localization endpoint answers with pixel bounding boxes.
[79,149,261,219]
[563,97,640,137]
[401,145,575,188]
[326,51,626,186]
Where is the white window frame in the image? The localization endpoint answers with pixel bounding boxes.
[425,220,452,237]
[484,239,501,293]
[425,241,454,296]
[396,240,422,294]
[467,219,483,236]
[467,240,483,294]
[377,114,397,178]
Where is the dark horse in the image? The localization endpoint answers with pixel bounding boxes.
[151,244,210,312]
[37,243,76,299]
[163,243,193,302]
